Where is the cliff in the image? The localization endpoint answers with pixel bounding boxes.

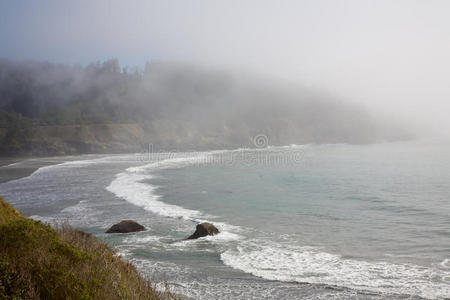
[0,59,413,157]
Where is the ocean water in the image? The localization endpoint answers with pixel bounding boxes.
[1,141,449,299]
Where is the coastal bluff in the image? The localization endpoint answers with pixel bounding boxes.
[0,196,174,299]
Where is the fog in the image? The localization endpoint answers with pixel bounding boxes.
[1,0,449,137]
[1,59,411,153]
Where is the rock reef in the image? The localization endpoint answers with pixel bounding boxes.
[187,222,220,239]
[106,220,146,233]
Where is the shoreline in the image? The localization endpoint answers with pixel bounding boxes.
[0,154,108,184]
[0,157,57,183]
[0,148,446,299]
[0,196,166,299]
[0,154,188,299]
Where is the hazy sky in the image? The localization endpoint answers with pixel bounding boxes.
[1,0,450,135]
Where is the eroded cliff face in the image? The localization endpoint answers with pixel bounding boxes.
[0,123,149,156]
[0,119,413,157]
[0,121,251,156]
[0,60,414,157]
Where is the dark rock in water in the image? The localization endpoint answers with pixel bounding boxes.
[187,222,220,239]
[105,220,145,233]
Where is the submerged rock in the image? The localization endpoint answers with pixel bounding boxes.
[105,220,145,233]
[187,222,220,239]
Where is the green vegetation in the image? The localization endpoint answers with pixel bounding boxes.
[0,110,34,155]
[0,59,412,156]
[0,196,22,224]
[0,196,174,299]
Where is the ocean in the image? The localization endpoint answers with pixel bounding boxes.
[1,140,449,299]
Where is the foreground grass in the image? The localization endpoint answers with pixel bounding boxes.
[0,196,175,299]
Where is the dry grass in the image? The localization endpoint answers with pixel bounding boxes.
[0,196,23,225]
[0,196,178,300]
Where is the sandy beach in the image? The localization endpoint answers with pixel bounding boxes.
[0,155,105,183]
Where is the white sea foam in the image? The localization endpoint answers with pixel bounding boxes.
[440,259,450,269]
[106,154,213,221]
[29,157,107,177]
[107,148,450,298]
[220,239,450,299]
[202,230,244,242]
[126,155,209,174]
[123,235,162,245]
[29,214,56,224]
[106,172,202,220]
[106,152,245,244]
[1,161,21,168]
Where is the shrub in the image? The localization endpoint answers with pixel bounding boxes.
[0,197,174,299]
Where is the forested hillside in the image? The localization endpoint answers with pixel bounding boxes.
[0,59,411,156]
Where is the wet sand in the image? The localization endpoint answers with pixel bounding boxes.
[0,154,114,183]
[0,157,57,183]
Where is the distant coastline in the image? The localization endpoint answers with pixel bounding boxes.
[0,155,102,183]
[0,157,51,183]
[0,59,413,158]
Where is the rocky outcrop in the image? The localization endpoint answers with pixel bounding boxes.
[187,222,220,239]
[106,220,145,233]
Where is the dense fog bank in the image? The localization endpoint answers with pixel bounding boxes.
[0,59,411,155]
